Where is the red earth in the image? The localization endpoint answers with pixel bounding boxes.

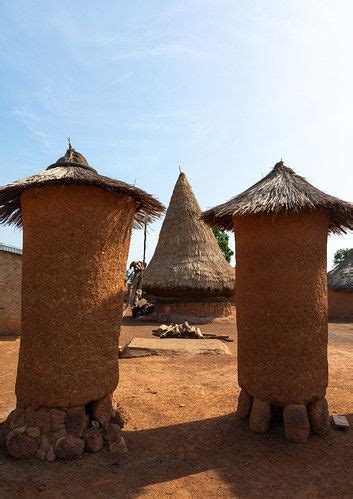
[0,316,352,497]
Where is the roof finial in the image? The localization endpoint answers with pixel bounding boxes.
[67,137,72,149]
[179,165,182,174]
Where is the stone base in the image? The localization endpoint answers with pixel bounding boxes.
[0,394,127,461]
[236,388,330,443]
[121,337,232,358]
[153,301,233,324]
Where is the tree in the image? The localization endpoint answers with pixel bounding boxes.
[334,248,350,266]
[213,228,234,263]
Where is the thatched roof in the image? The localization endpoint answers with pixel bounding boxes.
[0,146,164,228]
[328,249,353,291]
[202,161,353,234]
[143,172,235,299]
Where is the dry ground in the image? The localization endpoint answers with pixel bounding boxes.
[0,316,352,498]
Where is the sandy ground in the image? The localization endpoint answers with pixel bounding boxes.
[0,316,352,498]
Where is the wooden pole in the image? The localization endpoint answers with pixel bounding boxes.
[140,220,147,291]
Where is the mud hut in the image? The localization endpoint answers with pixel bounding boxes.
[0,244,22,336]
[203,161,353,442]
[143,172,235,322]
[0,145,163,460]
[328,249,353,321]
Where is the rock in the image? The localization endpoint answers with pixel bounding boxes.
[26,426,41,438]
[83,428,104,452]
[32,408,51,433]
[102,423,122,444]
[65,406,86,436]
[6,426,26,445]
[50,408,67,430]
[112,404,126,428]
[47,427,67,445]
[0,426,5,447]
[91,395,113,426]
[36,448,46,460]
[283,404,310,443]
[237,388,253,419]
[54,435,84,460]
[249,398,271,433]
[9,410,26,429]
[46,446,56,462]
[38,434,50,452]
[7,433,38,458]
[307,398,330,435]
[109,435,127,455]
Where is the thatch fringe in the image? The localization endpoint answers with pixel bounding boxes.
[328,249,353,291]
[143,172,235,298]
[202,161,353,234]
[0,146,164,229]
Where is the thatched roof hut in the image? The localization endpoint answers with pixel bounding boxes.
[328,249,353,291]
[203,161,353,233]
[0,145,164,228]
[328,249,353,321]
[143,172,235,320]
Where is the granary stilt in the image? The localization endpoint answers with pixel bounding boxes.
[203,161,353,442]
[0,146,164,460]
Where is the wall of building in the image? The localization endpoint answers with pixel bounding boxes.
[328,290,353,322]
[0,251,21,335]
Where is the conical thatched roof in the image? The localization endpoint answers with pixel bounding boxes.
[143,172,235,299]
[0,145,164,228]
[328,249,353,291]
[202,161,353,234]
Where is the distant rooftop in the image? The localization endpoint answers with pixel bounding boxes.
[0,243,22,255]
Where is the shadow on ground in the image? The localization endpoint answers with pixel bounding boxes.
[1,412,352,497]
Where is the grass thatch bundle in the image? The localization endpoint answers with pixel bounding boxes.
[143,172,235,300]
[0,146,164,228]
[328,249,353,291]
[202,161,353,234]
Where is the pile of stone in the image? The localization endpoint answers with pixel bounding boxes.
[0,395,127,461]
[152,321,204,339]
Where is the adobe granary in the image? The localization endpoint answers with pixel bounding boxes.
[328,249,353,321]
[143,172,235,323]
[203,161,353,442]
[0,145,164,460]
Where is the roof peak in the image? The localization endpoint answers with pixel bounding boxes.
[46,145,97,173]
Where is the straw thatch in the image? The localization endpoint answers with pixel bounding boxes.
[328,249,353,291]
[143,172,235,300]
[0,146,164,228]
[202,161,353,234]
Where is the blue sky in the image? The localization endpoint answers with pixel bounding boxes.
[0,0,352,269]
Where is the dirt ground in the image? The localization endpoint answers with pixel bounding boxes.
[0,315,352,498]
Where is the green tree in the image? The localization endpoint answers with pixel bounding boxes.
[213,228,234,263]
[334,248,350,266]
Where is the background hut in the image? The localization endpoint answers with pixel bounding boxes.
[203,161,353,442]
[0,145,164,460]
[143,172,235,322]
[0,243,22,336]
[328,249,353,321]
